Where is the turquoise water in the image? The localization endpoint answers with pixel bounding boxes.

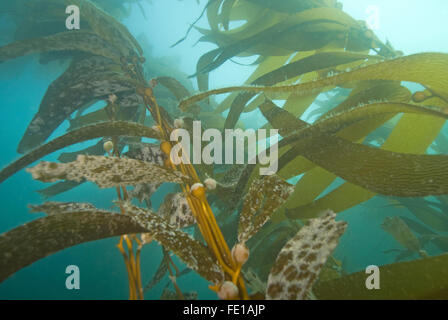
[1,0,448,300]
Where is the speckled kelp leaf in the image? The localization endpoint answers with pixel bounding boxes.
[266,210,347,300]
[18,55,122,153]
[18,71,140,153]
[314,253,448,299]
[27,155,188,188]
[125,142,165,164]
[0,121,160,184]
[125,142,165,205]
[122,202,224,284]
[158,193,196,229]
[0,31,122,64]
[0,207,147,282]
[238,175,294,243]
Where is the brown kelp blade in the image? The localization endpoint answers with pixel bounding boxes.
[0,209,147,282]
[18,73,140,154]
[1,201,225,285]
[0,121,160,184]
[314,253,448,299]
[0,31,122,64]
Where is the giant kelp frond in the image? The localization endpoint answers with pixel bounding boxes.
[27,155,188,188]
[1,200,224,285]
[0,204,147,282]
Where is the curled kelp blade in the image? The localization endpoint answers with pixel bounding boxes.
[122,202,225,284]
[0,206,147,282]
[18,72,140,154]
[0,31,123,64]
[314,253,448,299]
[194,8,364,76]
[276,98,448,221]
[0,121,160,184]
[222,52,383,129]
[279,102,448,148]
[259,99,448,198]
[266,210,347,300]
[179,53,448,111]
[158,193,196,229]
[27,155,188,188]
[238,175,294,244]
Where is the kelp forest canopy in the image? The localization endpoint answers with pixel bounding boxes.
[0,0,448,300]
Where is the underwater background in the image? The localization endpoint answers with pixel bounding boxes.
[1,0,448,300]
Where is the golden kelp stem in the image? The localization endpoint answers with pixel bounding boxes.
[107,129,144,300]
[117,236,137,300]
[143,89,249,300]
